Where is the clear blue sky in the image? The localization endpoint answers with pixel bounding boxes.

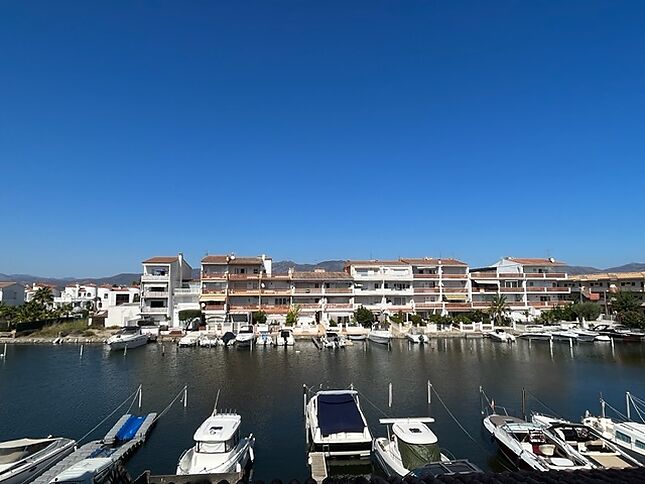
[2,1,644,277]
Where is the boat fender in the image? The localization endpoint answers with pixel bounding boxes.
[249,446,255,462]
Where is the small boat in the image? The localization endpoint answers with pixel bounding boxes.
[549,330,579,342]
[176,411,254,475]
[483,414,591,471]
[345,326,368,341]
[178,334,200,347]
[488,328,516,343]
[218,331,237,347]
[321,331,346,349]
[373,417,449,477]
[406,327,430,344]
[236,325,255,348]
[348,333,367,341]
[198,335,219,347]
[571,328,601,343]
[368,327,392,345]
[256,325,272,346]
[47,457,120,484]
[518,324,552,341]
[0,437,76,484]
[273,328,295,347]
[531,414,642,469]
[106,326,148,351]
[305,389,372,458]
[593,324,645,342]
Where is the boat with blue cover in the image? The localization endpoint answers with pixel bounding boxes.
[305,389,372,458]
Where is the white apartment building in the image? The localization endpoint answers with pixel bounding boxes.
[25,283,61,302]
[563,272,645,311]
[470,257,570,317]
[345,260,414,314]
[0,282,25,306]
[402,258,470,316]
[54,283,99,309]
[140,253,193,326]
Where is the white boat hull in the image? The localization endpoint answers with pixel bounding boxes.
[406,334,429,344]
[176,436,255,475]
[368,331,391,345]
[107,334,148,351]
[373,438,447,477]
[0,438,76,484]
[236,335,255,347]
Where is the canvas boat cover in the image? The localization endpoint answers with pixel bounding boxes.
[317,393,365,437]
[399,440,442,471]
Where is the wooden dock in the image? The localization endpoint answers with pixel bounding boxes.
[308,452,328,482]
[33,413,157,484]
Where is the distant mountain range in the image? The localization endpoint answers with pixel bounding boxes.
[2,261,644,288]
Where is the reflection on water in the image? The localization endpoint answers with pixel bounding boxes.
[0,339,644,480]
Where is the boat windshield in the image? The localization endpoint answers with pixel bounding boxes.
[398,439,442,470]
[196,441,226,453]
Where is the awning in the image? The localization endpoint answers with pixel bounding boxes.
[473,279,500,285]
[444,294,468,302]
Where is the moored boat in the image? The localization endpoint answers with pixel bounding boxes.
[273,327,295,346]
[198,334,219,347]
[236,325,255,348]
[368,327,392,345]
[176,412,255,475]
[178,334,200,347]
[305,389,372,459]
[373,418,448,477]
[0,437,76,484]
[487,328,516,343]
[106,327,148,351]
[406,327,430,344]
[46,457,119,484]
[256,325,272,346]
[218,331,237,347]
[321,331,346,349]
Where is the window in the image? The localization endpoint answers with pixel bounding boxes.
[636,440,645,450]
[104,294,108,299]
[253,268,259,274]
[616,431,632,444]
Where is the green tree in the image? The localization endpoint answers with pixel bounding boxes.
[389,311,406,325]
[410,314,423,325]
[611,291,640,313]
[488,294,509,326]
[252,310,267,324]
[32,287,54,308]
[179,309,202,321]
[571,302,601,321]
[286,305,300,326]
[353,306,375,328]
[619,310,645,329]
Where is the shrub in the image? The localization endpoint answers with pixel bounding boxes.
[179,309,202,322]
[252,311,267,324]
[618,310,645,329]
[354,306,375,328]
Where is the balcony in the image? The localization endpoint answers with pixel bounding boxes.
[141,306,168,314]
[413,273,440,279]
[500,287,523,293]
[546,287,571,293]
[294,288,323,294]
[260,304,290,313]
[325,303,354,310]
[202,289,226,295]
[228,274,261,280]
[324,287,353,294]
[262,288,293,295]
[469,272,498,279]
[141,274,170,282]
[525,272,567,279]
[202,272,227,280]
[295,303,321,310]
[228,289,260,295]
[443,288,468,293]
[442,273,468,279]
[143,291,169,298]
[414,288,440,293]
[174,288,200,295]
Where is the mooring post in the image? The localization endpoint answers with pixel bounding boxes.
[521,387,526,420]
[138,385,143,410]
[183,385,188,408]
[79,344,84,358]
[626,392,631,420]
[303,384,307,416]
[162,344,165,356]
[124,344,128,357]
[388,382,393,408]
[427,380,432,404]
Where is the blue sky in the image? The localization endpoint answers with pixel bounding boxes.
[1,1,644,277]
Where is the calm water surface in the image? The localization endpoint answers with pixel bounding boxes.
[1,339,644,480]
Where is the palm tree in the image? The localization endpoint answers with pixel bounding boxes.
[488,294,509,326]
[32,287,54,308]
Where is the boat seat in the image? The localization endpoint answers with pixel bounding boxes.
[521,442,533,453]
[538,444,556,457]
[550,457,575,467]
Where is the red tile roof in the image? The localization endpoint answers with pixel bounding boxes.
[202,255,228,264]
[401,257,468,267]
[143,256,178,264]
[345,260,407,267]
[228,257,266,265]
[505,257,566,266]
[0,281,19,288]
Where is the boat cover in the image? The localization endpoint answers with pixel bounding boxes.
[399,440,441,471]
[317,393,365,437]
[115,415,145,442]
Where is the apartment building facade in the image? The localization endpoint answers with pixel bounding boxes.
[140,254,193,325]
[563,272,645,311]
[470,257,570,315]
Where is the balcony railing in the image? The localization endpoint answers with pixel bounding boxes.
[141,306,168,314]
[500,287,523,293]
[174,288,200,295]
[262,289,292,295]
[143,291,169,298]
[469,273,497,279]
[202,272,227,279]
[294,288,322,294]
[141,274,169,281]
[202,289,226,295]
[228,289,260,295]
[414,288,440,293]
[413,273,440,279]
[525,272,567,279]
[325,303,353,309]
[228,274,261,280]
[442,274,468,279]
[443,288,468,293]
[324,287,353,293]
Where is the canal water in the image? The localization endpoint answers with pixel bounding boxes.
[1,339,644,480]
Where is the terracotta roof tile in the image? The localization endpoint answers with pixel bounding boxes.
[228,257,265,265]
[0,281,19,288]
[570,271,645,282]
[345,259,407,267]
[201,255,228,264]
[505,257,566,266]
[401,257,468,267]
[143,256,178,264]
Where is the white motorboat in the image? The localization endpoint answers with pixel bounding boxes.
[368,327,392,345]
[550,330,579,342]
[518,324,553,341]
[273,328,295,347]
[373,418,448,477]
[198,335,219,348]
[483,414,591,471]
[218,332,237,347]
[582,414,645,460]
[348,333,367,341]
[406,328,430,344]
[321,331,346,349]
[531,414,642,469]
[571,328,601,343]
[0,437,75,484]
[178,334,200,347]
[236,325,255,348]
[176,412,254,475]
[345,326,368,341]
[106,326,148,351]
[487,328,516,343]
[47,457,118,484]
[256,325,272,346]
[305,389,372,458]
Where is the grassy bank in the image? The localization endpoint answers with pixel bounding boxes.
[30,319,95,338]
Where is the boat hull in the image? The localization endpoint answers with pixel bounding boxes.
[0,438,75,484]
[176,437,255,475]
[368,332,391,345]
[107,335,148,351]
[236,336,255,348]
[348,334,367,341]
